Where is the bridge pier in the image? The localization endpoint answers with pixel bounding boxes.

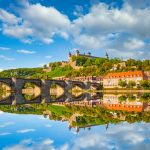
[41,79,51,103]
[11,78,25,104]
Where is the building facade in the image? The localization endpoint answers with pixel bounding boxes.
[103,71,147,88]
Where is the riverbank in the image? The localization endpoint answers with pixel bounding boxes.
[72,89,150,94]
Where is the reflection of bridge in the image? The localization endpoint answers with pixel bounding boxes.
[0,78,101,105]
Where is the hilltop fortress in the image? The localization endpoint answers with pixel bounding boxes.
[44,50,109,71]
[67,50,109,70]
[69,49,109,60]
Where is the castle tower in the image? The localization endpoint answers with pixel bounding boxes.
[76,49,80,56]
[106,52,109,59]
[68,52,72,62]
[69,52,72,57]
[88,52,91,56]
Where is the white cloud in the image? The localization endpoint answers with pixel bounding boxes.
[0,3,70,44]
[0,55,14,61]
[0,69,3,72]
[123,38,145,50]
[0,46,10,50]
[73,5,84,17]
[45,55,52,59]
[0,122,15,128]
[0,1,149,59]
[71,2,150,59]
[0,8,21,25]
[17,49,36,54]
[38,63,46,67]
[124,0,150,9]
[3,23,33,43]
[16,129,36,133]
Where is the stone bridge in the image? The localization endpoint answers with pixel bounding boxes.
[0,78,101,105]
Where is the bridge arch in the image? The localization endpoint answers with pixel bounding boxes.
[0,78,12,90]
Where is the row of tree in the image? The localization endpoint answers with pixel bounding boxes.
[118,80,150,89]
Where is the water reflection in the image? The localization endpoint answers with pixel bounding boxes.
[0,91,150,149]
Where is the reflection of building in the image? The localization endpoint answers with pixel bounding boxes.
[103,71,147,88]
[144,71,150,80]
[103,94,146,112]
[53,100,103,108]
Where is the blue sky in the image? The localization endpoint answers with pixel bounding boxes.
[0,0,150,70]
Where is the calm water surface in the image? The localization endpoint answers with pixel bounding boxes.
[0,92,150,150]
[0,111,150,150]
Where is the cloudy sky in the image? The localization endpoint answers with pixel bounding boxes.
[0,0,150,70]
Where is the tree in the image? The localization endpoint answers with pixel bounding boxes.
[128,81,136,88]
[140,93,150,102]
[118,80,127,88]
[128,95,136,101]
[118,95,127,101]
[140,80,150,89]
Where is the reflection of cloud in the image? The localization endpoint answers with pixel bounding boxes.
[0,46,10,51]
[0,110,4,114]
[3,138,57,150]
[41,139,53,145]
[16,129,36,134]
[71,131,78,135]
[124,132,144,144]
[2,123,150,150]
[60,144,69,150]
[0,122,15,128]
[0,132,11,136]
[71,123,150,150]
[45,124,52,128]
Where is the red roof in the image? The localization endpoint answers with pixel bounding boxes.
[104,103,143,112]
[104,71,144,79]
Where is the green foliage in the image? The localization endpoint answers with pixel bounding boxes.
[24,94,36,101]
[0,68,43,78]
[140,80,150,89]
[0,57,149,79]
[0,84,7,100]
[128,95,136,101]
[24,82,35,88]
[48,62,62,69]
[118,95,127,101]
[118,80,127,87]
[46,65,73,78]
[128,80,136,88]
[140,93,150,102]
